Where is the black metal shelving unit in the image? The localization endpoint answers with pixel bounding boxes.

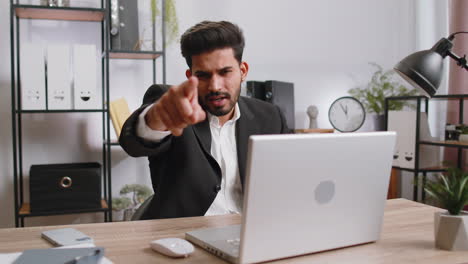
[385,94,468,203]
[16,109,106,113]
[10,0,166,227]
[102,0,167,223]
[10,1,109,227]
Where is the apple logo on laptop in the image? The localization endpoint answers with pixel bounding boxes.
[314,180,335,204]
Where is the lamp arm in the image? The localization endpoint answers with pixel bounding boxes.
[444,31,468,71]
[448,31,468,41]
[447,51,468,71]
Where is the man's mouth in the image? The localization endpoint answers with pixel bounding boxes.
[206,93,230,107]
[209,95,227,101]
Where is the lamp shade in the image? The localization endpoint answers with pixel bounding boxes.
[394,37,454,97]
[394,50,444,97]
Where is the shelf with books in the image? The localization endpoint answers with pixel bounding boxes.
[10,0,167,227]
[385,95,467,203]
[9,0,111,227]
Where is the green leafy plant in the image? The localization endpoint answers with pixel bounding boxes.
[112,196,132,211]
[348,63,419,115]
[135,0,179,50]
[112,184,152,211]
[424,167,468,215]
[459,124,468,135]
[152,0,179,45]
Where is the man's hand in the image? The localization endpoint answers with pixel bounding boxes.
[145,77,206,136]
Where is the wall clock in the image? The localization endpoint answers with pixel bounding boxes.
[328,96,366,132]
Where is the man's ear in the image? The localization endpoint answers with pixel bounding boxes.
[185,69,192,79]
[240,61,249,81]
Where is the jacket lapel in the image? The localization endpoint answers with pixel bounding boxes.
[193,118,224,182]
[192,118,212,158]
[193,98,259,186]
[236,97,259,187]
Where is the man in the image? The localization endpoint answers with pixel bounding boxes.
[120,21,290,219]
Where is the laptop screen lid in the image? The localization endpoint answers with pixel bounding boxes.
[239,132,396,264]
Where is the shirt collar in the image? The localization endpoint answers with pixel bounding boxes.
[208,103,241,128]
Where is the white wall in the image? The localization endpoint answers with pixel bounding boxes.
[171,0,418,129]
[0,0,446,228]
[399,0,448,200]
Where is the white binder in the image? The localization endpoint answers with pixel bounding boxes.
[73,44,98,109]
[21,43,46,110]
[388,111,440,169]
[47,44,72,110]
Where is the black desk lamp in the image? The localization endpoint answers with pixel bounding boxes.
[394,32,468,97]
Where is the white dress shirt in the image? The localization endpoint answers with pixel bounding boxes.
[137,103,243,215]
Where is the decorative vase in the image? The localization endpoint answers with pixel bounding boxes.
[373,114,386,131]
[434,211,468,250]
[113,209,125,221]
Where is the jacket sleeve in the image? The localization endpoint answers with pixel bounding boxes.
[119,84,173,157]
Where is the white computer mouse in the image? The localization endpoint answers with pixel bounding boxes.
[150,237,195,258]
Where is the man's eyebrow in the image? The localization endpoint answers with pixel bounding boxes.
[194,70,209,75]
[219,66,233,71]
[194,66,234,75]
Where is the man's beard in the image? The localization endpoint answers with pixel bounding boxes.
[199,88,240,117]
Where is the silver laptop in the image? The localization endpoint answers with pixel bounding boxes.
[186,132,396,264]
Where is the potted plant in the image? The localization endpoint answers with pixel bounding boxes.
[112,196,132,221]
[424,167,468,250]
[348,63,419,130]
[111,184,152,221]
[458,125,468,142]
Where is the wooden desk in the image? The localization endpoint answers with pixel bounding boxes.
[294,128,334,134]
[1,199,467,263]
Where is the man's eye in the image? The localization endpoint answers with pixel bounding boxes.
[196,73,209,79]
[220,70,232,75]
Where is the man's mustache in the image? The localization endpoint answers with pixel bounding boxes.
[204,92,231,100]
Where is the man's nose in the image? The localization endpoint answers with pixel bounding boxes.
[208,75,221,91]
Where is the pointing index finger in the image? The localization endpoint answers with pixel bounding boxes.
[182,76,199,99]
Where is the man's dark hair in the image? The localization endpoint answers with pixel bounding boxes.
[180,21,245,68]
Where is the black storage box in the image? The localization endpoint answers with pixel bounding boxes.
[29,162,102,213]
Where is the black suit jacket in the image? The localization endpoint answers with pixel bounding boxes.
[119,84,290,219]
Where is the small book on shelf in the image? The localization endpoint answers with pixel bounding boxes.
[109,98,131,138]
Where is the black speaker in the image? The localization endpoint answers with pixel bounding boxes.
[246,81,265,100]
[264,81,295,129]
[246,80,295,129]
